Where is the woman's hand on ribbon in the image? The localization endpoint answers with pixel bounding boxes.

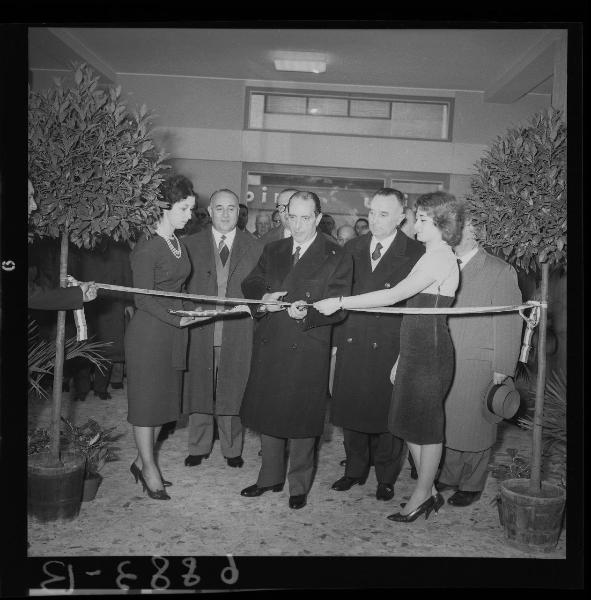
[287,300,308,320]
[314,297,341,316]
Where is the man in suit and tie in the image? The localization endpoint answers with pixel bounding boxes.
[259,188,299,245]
[182,189,263,468]
[330,188,425,501]
[438,218,522,506]
[239,191,353,509]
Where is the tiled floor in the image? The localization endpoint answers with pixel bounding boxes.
[28,386,566,559]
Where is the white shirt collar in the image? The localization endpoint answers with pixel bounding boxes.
[370,230,397,261]
[211,226,237,250]
[292,233,317,258]
[456,245,479,269]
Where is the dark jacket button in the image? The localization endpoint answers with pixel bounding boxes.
[346,337,353,343]
[371,342,378,349]
[290,343,297,350]
[305,292,311,298]
[385,283,391,288]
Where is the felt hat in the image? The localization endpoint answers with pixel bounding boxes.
[482,378,521,424]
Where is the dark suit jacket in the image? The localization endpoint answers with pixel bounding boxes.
[331,230,425,433]
[260,224,287,245]
[240,234,353,438]
[28,285,83,311]
[182,227,263,415]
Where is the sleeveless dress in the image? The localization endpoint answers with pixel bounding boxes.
[388,243,459,444]
[125,235,190,426]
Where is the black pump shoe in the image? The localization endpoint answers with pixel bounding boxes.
[387,496,435,522]
[137,469,170,500]
[130,463,171,487]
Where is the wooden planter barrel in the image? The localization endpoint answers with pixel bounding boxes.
[28,451,85,522]
[500,478,566,552]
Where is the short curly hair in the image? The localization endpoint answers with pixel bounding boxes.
[415,191,464,247]
[159,174,195,209]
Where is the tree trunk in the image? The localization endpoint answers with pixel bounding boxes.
[49,232,69,464]
[529,261,549,493]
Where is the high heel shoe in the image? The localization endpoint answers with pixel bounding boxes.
[387,496,434,522]
[432,492,444,513]
[136,469,171,500]
[401,492,444,512]
[130,462,171,487]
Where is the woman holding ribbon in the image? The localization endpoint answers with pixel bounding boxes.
[125,174,205,500]
[315,191,464,522]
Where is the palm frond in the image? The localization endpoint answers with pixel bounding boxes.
[28,318,112,399]
[517,369,566,485]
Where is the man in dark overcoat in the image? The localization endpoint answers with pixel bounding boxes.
[239,191,353,510]
[330,188,425,501]
[438,219,522,506]
[182,189,263,468]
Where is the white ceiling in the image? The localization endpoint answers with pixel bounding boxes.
[28,27,560,96]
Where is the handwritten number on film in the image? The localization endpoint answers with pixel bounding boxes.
[41,556,238,590]
[41,561,74,594]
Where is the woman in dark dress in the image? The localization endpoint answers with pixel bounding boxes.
[315,192,464,522]
[125,175,204,500]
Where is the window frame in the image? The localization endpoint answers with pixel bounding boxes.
[245,87,454,142]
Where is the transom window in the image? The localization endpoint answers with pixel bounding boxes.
[247,88,453,141]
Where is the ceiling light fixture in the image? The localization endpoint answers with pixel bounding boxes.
[273,51,327,74]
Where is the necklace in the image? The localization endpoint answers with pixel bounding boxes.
[158,232,182,259]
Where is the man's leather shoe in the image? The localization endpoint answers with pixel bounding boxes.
[240,483,284,497]
[435,481,458,493]
[226,456,244,468]
[376,483,394,501]
[184,454,209,467]
[288,494,307,509]
[447,490,481,507]
[331,475,367,491]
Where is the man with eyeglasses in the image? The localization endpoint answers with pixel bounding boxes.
[239,191,353,510]
[259,188,299,245]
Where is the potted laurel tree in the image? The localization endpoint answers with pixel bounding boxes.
[28,62,169,521]
[467,107,566,552]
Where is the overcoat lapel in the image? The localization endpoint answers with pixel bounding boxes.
[460,247,487,283]
[358,231,413,293]
[353,234,373,292]
[227,230,245,281]
[274,238,295,289]
[280,235,325,292]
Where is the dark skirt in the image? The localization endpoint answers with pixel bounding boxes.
[125,309,183,427]
[388,292,454,444]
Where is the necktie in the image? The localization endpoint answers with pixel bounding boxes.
[219,235,229,266]
[371,242,383,261]
[293,246,301,265]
